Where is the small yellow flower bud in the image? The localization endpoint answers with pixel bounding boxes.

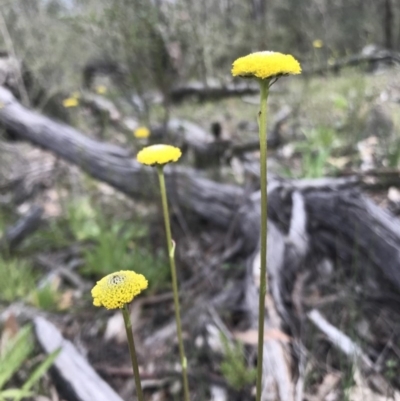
[134,127,151,139]
[62,97,79,108]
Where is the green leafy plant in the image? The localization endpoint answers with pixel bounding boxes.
[0,257,37,303]
[81,218,169,292]
[386,138,400,168]
[333,94,349,111]
[296,126,337,178]
[19,197,101,253]
[67,197,101,241]
[220,335,256,391]
[0,257,62,310]
[385,358,398,381]
[0,325,60,401]
[31,284,62,312]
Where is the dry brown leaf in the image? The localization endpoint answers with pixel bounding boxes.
[58,290,74,310]
[42,189,63,217]
[316,373,341,399]
[0,313,20,354]
[327,156,351,169]
[349,369,400,401]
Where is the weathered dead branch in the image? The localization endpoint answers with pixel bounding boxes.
[303,48,400,75]
[0,205,43,251]
[34,316,125,401]
[0,86,246,233]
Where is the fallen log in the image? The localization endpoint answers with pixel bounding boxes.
[303,48,400,76]
[34,316,125,401]
[168,80,260,103]
[80,58,260,103]
[0,86,245,233]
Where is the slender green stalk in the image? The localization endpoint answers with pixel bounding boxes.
[156,166,190,401]
[122,304,145,401]
[256,79,270,401]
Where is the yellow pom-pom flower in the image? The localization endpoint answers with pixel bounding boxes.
[91,270,148,309]
[312,39,324,49]
[96,85,107,95]
[231,51,301,80]
[137,144,182,166]
[134,126,151,139]
[62,97,79,108]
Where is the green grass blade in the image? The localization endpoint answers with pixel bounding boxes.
[21,348,61,394]
[0,326,34,389]
[0,389,34,399]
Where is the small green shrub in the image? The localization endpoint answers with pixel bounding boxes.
[0,256,62,310]
[67,197,101,241]
[68,202,170,292]
[386,138,400,168]
[20,196,102,252]
[296,126,337,178]
[31,284,62,312]
[220,335,256,391]
[0,257,37,303]
[385,358,398,381]
[82,223,169,292]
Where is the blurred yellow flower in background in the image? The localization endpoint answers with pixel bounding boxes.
[137,144,182,166]
[134,126,151,139]
[91,270,148,309]
[232,51,301,80]
[96,85,107,95]
[62,97,79,108]
[313,39,324,48]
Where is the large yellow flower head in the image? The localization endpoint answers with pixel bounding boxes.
[231,51,301,80]
[91,270,148,309]
[137,144,182,166]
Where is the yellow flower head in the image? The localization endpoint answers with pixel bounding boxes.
[63,97,79,108]
[96,85,107,95]
[137,144,182,166]
[134,126,151,139]
[313,39,323,49]
[91,270,148,309]
[231,51,301,80]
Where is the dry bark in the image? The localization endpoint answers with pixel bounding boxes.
[0,205,43,250]
[34,316,125,401]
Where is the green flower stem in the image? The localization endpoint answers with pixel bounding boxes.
[122,304,145,401]
[256,79,270,401]
[156,166,190,401]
